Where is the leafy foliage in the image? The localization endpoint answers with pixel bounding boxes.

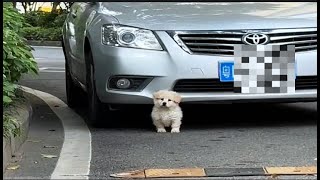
[53,13,68,27]
[23,10,67,28]
[21,10,67,41]
[3,114,21,138]
[21,27,62,41]
[3,2,38,137]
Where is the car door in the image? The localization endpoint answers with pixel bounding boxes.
[68,2,94,84]
[63,3,79,78]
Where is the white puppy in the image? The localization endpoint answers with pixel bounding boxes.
[151,90,183,133]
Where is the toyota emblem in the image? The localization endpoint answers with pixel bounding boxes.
[242,33,270,45]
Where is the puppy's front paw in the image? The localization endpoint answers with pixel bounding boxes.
[157,128,166,133]
[171,128,180,133]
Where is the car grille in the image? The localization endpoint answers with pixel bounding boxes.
[172,28,317,56]
[295,76,318,90]
[173,76,317,92]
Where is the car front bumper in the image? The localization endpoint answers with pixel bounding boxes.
[90,31,317,104]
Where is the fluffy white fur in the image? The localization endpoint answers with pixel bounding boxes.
[151,90,183,133]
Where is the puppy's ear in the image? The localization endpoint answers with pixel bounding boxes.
[153,91,160,99]
[173,92,182,104]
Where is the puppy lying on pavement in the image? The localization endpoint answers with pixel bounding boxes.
[151,90,183,133]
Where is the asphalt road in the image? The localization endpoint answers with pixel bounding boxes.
[16,46,317,179]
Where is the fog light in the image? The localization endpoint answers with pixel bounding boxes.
[116,78,131,89]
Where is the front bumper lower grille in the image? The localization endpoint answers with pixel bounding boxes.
[173,76,317,92]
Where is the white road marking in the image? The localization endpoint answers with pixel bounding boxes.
[39,67,65,70]
[41,71,65,73]
[39,67,49,71]
[31,46,62,49]
[21,86,91,180]
[39,67,65,73]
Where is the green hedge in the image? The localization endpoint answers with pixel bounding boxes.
[21,10,67,41]
[3,3,38,138]
[21,27,62,41]
[23,10,67,28]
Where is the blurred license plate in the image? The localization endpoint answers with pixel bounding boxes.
[218,61,296,82]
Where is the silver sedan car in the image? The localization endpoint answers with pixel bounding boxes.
[62,2,317,125]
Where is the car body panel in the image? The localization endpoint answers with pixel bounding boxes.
[100,2,316,30]
[62,2,317,105]
[90,31,317,104]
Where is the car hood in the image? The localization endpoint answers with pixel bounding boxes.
[99,2,317,30]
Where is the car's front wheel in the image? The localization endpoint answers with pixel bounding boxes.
[86,49,110,126]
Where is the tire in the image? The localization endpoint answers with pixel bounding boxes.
[64,47,85,108]
[85,49,109,126]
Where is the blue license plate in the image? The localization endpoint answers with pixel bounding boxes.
[218,62,234,82]
[218,61,296,82]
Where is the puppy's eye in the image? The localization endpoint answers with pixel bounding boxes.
[161,98,164,101]
[168,99,171,101]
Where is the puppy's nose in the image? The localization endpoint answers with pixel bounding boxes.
[162,102,167,106]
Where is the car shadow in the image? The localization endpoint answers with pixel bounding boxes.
[181,103,317,130]
[73,102,317,131]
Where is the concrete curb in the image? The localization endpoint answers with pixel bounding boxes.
[27,40,61,47]
[3,95,33,173]
[21,86,92,179]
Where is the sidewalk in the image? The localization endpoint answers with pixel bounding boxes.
[4,92,64,179]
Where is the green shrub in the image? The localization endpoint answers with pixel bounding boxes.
[23,10,67,28]
[3,114,21,138]
[22,11,41,27]
[22,10,67,41]
[53,13,68,27]
[3,2,38,137]
[21,27,62,41]
[39,12,60,27]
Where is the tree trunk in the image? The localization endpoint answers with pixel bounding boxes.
[63,2,74,12]
[12,2,17,9]
[28,2,34,12]
[21,2,28,13]
[33,2,38,11]
[51,2,61,13]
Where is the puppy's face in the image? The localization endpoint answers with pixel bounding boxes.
[153,90,182,108]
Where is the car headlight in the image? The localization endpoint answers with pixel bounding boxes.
[102,24,163,50]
